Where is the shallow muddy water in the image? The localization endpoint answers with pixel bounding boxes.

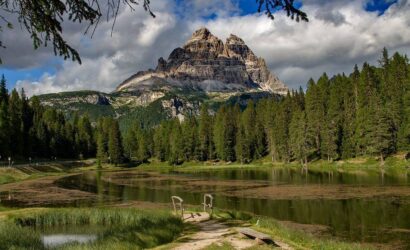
[2,166,410,247]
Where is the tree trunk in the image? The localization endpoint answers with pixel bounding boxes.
[380,153,385,166]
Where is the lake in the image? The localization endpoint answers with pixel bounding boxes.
[0,167,410,248]
[51,166,410,247]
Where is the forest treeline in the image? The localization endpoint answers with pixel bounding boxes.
[0,76,97,161]
[122,49,410,166]
[0,49,409,166]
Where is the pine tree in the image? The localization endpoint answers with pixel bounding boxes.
[366,94,392,164]
[355,63,384,156]
[341,72,357,159]
[381,50,405,152]
[181,116,199,161]
[96,133,106,167]
[137,129,149,163]
[213,106,226,160]
[305,78,323,157]
[321,76,343,161]
[398,88,410,151]
[168,119,183,165]
[198,104,213,161]
[8,89,23,156]
[235,120,249,164]
[123,125,138,160]
[272,95,292,162]
[108,120,123,165]
[153,121,170,161]
[20,89,33,157]
[289,110,313,167]
[0,101,10,157]
[0,75,8,105]
[242,101,257,160]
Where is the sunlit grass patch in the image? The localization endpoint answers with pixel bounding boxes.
[250,216,375,250]
[0,168,29,184]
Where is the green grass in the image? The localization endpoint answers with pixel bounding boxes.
[0,168,29,184]
[208,209,375,250]
[0,208,183,250]
[251,216,375,250]
[142,153,409,175]
[0,221,44,249]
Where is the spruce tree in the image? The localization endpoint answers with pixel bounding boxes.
[0,75,8,105]
[242,101,257,160]
[305,78,323,157]
[366,94,392,164]
[168,119,183,165]
[8,89,23,156]
[123,125,138,160]
[289,110,313,167]
[137,129,149,163]
[181,116,199,161]
[108,120,123,165]
[321,76,343,161]
[20,89,33,157]
[235,121,249,164]
[198,104,213,161]
[0,101,10,156]
[96,133,106,167]
[213,106,226,160]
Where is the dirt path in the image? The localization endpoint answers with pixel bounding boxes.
[169,213,292,250]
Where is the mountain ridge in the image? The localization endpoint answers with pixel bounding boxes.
[115,28,288,94]
[35,28,287,127]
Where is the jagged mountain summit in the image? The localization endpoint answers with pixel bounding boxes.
[116,28,288,95]
[37,28,288,127]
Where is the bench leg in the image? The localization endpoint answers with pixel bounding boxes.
[255,238,265,245]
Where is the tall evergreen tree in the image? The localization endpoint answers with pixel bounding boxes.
[8,89,23,156]
[108,120,123,165]
[289,110,313,167]
[20,89,33,157]
[321,76,343,161]
[305,78,323,157]
[168,119,183,165]
[198,104,214,161]
[0,75,8,105]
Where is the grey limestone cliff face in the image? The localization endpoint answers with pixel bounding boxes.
[116,28,288,95]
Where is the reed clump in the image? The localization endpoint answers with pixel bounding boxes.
[1,208,183,250]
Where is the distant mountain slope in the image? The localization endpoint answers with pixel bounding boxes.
[36,88,280,130]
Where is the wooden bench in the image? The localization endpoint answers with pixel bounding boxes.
[237,228,273,244]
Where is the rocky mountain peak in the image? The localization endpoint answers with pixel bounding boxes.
[116,28,288,95]
[187,27,213,41]
[226,34,246,45]
[183,27,224,59]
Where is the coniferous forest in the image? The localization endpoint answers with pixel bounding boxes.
[122,50,410,166]
[1,50,409,166]
[0,75,98,162]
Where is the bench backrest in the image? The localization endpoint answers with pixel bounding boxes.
[171,196,184,217]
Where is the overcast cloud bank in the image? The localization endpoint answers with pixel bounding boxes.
[1,0,409,96]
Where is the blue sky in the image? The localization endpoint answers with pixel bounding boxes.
[0,0,408,95]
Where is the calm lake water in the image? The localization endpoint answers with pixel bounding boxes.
[52,167,410,246]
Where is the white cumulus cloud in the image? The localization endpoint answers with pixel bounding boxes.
[6,0,410,95]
